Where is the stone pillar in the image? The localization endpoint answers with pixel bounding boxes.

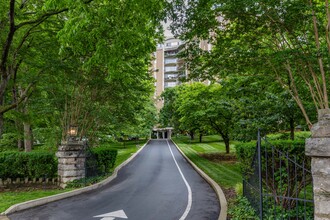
[168,129,172,139]
[56,141,86,188]
[162,131,165,139]
[306,109,330,219]
[157,131,159,139]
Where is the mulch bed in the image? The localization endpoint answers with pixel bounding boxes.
[0,184,61,192]
[222,187,237,201]
[199,152,237,163]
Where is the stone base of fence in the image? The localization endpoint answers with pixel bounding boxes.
[0,177,59,187]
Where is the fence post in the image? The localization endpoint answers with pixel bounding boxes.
[257,129,263,219]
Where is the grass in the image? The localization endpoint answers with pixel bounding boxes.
[104,139,147,169]
[0,139,147,213]
[172,135,242,189]
[0,189,71,213]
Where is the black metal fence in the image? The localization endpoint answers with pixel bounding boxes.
[84,143,100,178]
[243,130,314,219]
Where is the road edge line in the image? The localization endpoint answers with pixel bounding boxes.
[166,140,192,220]
[170,139,228,220]
[2,140,150,216]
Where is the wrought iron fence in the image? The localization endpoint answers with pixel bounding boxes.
[243,130,314,219]
[84,142,100,178]
[74,142,106,187]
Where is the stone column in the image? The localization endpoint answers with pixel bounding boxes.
[56,141,86,188]
[168,129,172,139]
[306,109,330,219]
[157,131,159,139]
[162,131,165,139]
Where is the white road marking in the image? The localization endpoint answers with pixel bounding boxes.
[93,210,128,220]
[166,140,193,220]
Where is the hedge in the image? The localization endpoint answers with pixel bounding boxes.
[235,139,307,174]
[0,148,117,180]
[87,147,117,175]
[0,152,57,179]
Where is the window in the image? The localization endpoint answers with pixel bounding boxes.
[165,66,177,72]
[165,58,177,64]
[165,82,177,88]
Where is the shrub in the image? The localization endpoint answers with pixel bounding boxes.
[0,133,19,152]
[87,147,117,176]
[235,139,312,218]
[235,139,306,175]
[267,131,311,141]
[0,152,57,179]
[66,176,106,188]
[228,196,259,219]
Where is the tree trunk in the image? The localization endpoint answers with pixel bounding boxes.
[189,130,194,140]
[289,117,295,140]
[24,122,33,152]
[223,135,230,154]
[199,133,203,143]
[18,139,24,151]
[0,112,4,138]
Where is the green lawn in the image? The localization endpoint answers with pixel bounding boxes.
[172,135,242,189]
[0,189,71,213]
[106,139,147,169]
[0,139,147,213]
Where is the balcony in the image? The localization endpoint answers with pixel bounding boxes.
[164,74,177,81]
[164,66,178,72]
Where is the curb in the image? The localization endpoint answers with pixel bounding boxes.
[1,140,150,216]
[171,139,228,220]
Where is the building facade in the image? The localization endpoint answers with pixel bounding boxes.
[152,37,186,110]
[152,35,212,110]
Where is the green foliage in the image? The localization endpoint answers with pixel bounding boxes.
[263,203,314,220]
[267,131,311,141]
[0,133,18,151]
[235,139,306,175]
[228,196,259,220]
[90,147,118,174]
[66,176,106,188]
[236,139,312,216]
[0,0,164,151]
[0,152,57,179]
[235,183,243,196]
[168,0,323,127]
[160,82,234,153]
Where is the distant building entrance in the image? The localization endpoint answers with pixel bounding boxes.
[152,127,173,139]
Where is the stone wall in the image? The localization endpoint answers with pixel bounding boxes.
[306,109,330,219]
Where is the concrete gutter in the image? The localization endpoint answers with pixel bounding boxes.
[1,140,150,216]
[171,139,228,220]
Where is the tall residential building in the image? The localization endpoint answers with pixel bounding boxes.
[152,34,212,110]
[152,37,186,110]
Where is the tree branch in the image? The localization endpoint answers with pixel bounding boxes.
[0,82,35,114]
[15,8,69,30]
[1,0,16,75]
[309,0,328,108]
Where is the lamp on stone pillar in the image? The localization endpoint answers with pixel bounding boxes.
[67,125,78,142]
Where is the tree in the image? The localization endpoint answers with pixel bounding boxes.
[175,83,234,153]
[221,75,310,141]
[1,0,166,150]
[168,0,330,128]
